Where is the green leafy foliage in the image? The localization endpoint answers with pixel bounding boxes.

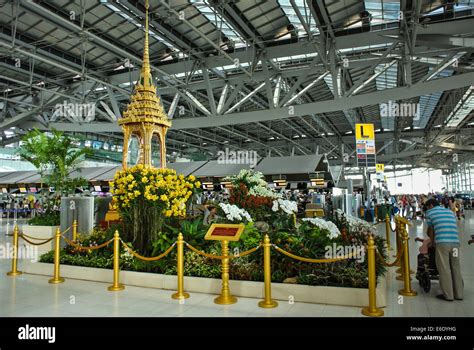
[18,128,91,225]
[150,231,174,257]
[181,251,221,278]
[28,212,60,226]
[38,217,387,288]
[40,250,113,269]
[164,217,207,247]
[18,128,91,196]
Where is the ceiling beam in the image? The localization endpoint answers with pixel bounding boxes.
[168,71,474,129]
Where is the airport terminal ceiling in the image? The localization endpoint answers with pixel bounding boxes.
[0,0,473,171]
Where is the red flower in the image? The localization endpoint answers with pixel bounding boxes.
[229,183,272,210]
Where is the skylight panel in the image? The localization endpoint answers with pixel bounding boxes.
[191,0,245,46]
[278,0,319,36]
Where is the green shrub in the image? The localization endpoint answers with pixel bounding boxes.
[37,217,387,289]
[28,213,60,226]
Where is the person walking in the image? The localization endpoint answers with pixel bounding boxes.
[425,199,463,301]
[401,195,408,217]
[409,195,417,220]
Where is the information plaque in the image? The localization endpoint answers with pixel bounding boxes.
[204,223,245,242]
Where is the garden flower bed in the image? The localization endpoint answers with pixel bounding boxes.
[31,169,388,307]
[37,215,387,290]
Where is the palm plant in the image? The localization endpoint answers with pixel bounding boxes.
[18,129,92,219]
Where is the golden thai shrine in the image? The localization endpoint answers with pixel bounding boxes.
[118,0,171,169]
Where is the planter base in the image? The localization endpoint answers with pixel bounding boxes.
[24,262,387,307]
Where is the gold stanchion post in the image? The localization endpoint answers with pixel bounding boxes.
[49,227,65,284]
[361,234,384,317]
[172,233,189,300]
[7,225,22,276]
[108,230,124,291]
[385,214,391,251]
[398,227,417,297]
[258,235,278,308]
[395,220,403,279]
[72,219,78,241]
[214,240,237,305]
[396,222,414,281]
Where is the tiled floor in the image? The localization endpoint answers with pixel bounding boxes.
[0,211,472,317]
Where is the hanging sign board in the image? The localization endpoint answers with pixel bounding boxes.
[376,163,384,181]
[204,223,244,242]
[355,123,376,168]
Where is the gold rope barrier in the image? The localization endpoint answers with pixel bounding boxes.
[120,240,176,262]
[375,244,404,267]
[59,225,73,235]
[19,235,55,246]
[20,232,54,241]
[272,244,359,263]
[230,244,261,258]
[184,242,261,260]
[16,224,71,242]
[185,243,227,260]
[62,235,113,251]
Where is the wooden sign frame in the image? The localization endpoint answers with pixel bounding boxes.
[204,223,245,242]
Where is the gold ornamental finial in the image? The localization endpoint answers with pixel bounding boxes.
[142,0,151,87]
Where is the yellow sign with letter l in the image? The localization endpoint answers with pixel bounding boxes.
[355,123,375,140]
[376,164,385,173]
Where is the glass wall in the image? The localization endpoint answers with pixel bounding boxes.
[445,163,474,193]
[385,168,444,194]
